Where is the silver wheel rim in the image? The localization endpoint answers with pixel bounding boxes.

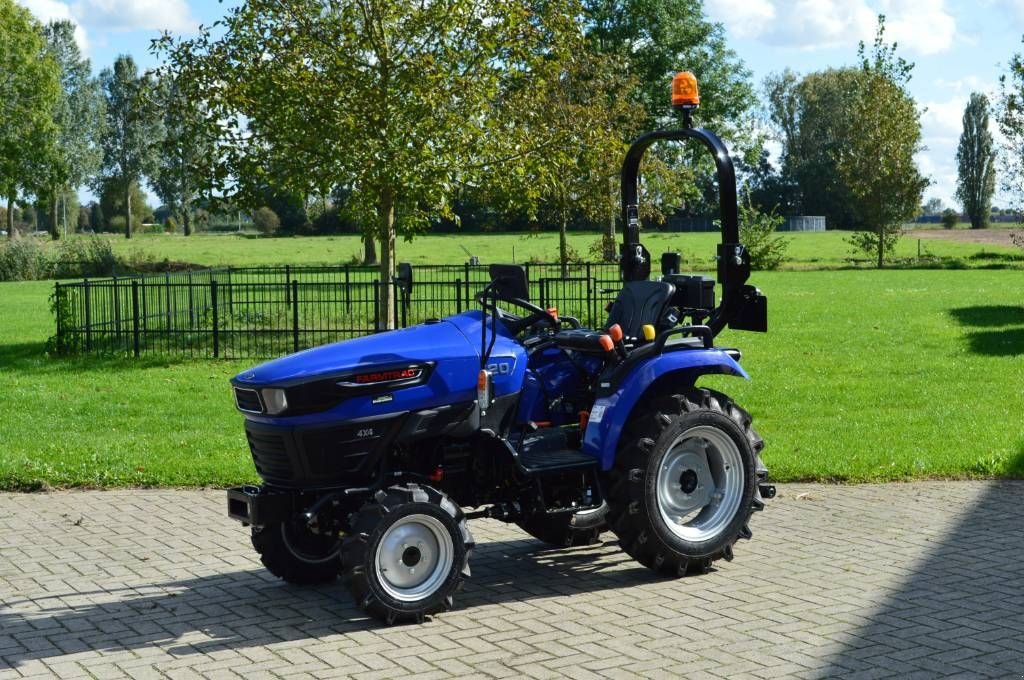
[374,514,454,602]
[280,523,340,565]
[656,425,744,543]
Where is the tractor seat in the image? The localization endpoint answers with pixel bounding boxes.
[605,280,675,339]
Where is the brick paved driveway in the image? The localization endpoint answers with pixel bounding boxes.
[1,482,1022,679]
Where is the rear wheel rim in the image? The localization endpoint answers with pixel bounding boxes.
[374,514,454,602]
[656,425,744,543]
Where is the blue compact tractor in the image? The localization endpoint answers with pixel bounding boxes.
[226,72,773,624]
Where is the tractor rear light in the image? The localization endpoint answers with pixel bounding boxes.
[477,369,492,414]
[672,71,700,109]
[429,467,444,482]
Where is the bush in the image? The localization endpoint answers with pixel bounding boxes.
[941,209,958,230]
[0,237,47,281]
[253,206,281,235]
[165,216,178,233]
[739,199,790,270]
[51,238,119,278]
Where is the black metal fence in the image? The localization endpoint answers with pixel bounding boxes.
[52,263,623,359]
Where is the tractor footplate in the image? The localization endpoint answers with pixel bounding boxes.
[518,446,600,474]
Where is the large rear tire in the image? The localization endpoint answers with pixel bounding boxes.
[251,520,342,585]
[606,388,766,576]
[342,484,473,624]
[516,502,608,547]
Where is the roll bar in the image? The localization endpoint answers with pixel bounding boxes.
[619,123,762,337]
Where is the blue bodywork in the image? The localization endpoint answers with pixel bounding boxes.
[233,311,525,428]
[232,309,747,470]
[581,349,747,470]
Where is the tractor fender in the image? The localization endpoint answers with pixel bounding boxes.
[581,349,748,470]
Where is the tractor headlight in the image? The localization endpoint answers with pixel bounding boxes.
[261,388,289,415]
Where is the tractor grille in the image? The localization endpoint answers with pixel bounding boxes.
[234,387,263,414]
[245,428,292,480]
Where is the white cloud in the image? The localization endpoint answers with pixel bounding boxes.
[706,0,956,55]
[71,0,197,33]
[704,0,776,39]
[18,0,89,50]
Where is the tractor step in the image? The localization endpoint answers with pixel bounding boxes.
[517,446,600,474]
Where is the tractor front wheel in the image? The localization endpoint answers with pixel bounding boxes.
[606,388,765,576]
[251,520,342,585]
[342,484,473,624]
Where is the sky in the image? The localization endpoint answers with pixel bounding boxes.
[16,0,1024,210]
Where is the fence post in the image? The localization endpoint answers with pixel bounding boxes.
[164,273,172,343]
[373,280,380,332]
[113,274,122,345]
[54,282,63,352]
[345,265,351,311]
[292,279,299,352]
[212,279,219,358]
[84,279,92,352]
[463,263,471,313]
[456,277,462,313]
[188,270,195,329]
[132,281,140,358]
[285,265,291,304]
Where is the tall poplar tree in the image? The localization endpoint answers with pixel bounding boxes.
[43,20,105,239]
[956,93,997,229]
[97,55,161,239]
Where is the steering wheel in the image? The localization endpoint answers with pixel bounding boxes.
[476,292,560,334]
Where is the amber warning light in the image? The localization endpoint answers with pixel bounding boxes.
[672,71,700,109]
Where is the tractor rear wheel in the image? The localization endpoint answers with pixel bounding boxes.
[606,388,766,576]
[516,503,608,548]
[342,484,473,624]
[251,520,342,585]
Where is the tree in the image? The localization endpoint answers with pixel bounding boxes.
[923,197,944,214]
[42,20,105,240]
[956,93,996,229]
[941,208,959,229]
[584,0,758,246]
[161,0,583,328]
[839,20,927,267]
[149,69,216,236]
[998,40,1024,208]
[0,1,60,238]
[253,207,280,235]
[97,176,151,232]
[97,55,161,239]
[89,202,104,232]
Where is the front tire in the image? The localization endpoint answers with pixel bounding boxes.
[606,388,765,576]
[342,484,473,624]
[252,520,342,585]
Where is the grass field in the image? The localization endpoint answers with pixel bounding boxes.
[2,257,1023,489]
[72,229,1024,271]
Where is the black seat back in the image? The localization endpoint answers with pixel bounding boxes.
[605,280,675,339]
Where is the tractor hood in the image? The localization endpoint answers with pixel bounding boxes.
[233,316,479,388]
[230,311,527,425]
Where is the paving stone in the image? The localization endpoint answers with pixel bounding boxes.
[1,482,1023,678]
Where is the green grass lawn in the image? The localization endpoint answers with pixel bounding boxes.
[2,268,1022,489]
[76,229,1024,270]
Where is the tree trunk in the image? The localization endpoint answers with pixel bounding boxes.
[559,209,569,278]
[125,179,132,239]
[377,188,396,330]
[50,193,60,241]
[6,195,14,237]
[363,233,377,264]
[876,227,884,269]
[183,209,193,236]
